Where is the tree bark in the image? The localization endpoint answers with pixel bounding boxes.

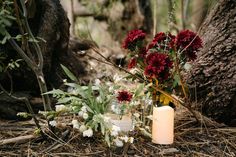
[187,0,236,126]
[0,0,88,119]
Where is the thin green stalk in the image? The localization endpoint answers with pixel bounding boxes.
[11,0,52,111]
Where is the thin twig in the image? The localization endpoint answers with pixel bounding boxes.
[0,84,44,137]
[10,0,52,111]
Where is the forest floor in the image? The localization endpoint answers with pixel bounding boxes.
[0,107,236,157]
[0,44,236,156]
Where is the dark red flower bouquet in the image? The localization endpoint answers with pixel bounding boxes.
[122,29,203,106]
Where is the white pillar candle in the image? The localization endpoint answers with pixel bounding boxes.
[152,106,174,144]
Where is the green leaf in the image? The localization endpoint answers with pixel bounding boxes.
[83,103,94,114]
[1,36,7,44]
[105,132,111,147]
[60,64,78,82]
[134,83,145,97]
[14,34,23,41]
[64,83,87,98]
[100,122,105,135]
[173,74,180,88]
[57,97,81,104]
[43,89,65,96]
[2,18,11,26]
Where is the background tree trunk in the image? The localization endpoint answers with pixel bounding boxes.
[0,0,87,119]
[187,0,236,126]
[191,0,211,31]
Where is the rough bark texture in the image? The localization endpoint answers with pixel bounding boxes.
[187,0,236,126]
[0,0,88,92]
[0,0,87,119]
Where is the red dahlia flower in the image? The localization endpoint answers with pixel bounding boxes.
[117,90,133,102]
[128,58,137,69]
[138,47,148,59]
[176,30,203,61]
[144,53,173,81]
[122,29,146,51]
[148,32,176,50]
[144,65,157,78]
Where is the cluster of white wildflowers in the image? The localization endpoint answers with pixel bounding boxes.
[113,135,134,147]
[71,119,80,129]
[71,119,93,137]
[110,125,121,136]
[110,101,122,115]
[55,104,70,112]
[45,76,139,147]
[78,105,89,120]
[17,112,31,118]
[49,120,57,127]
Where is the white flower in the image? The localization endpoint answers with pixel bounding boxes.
[96,96,103,103]
[38,110,48,115]
[94,79,101,86]
[145,126,150,130]
[114,138,123,147]
[120,135,129,142]
[55,105,68,112]
[67,87,75,93]
[133,113,140,118]
[83,128,93,137]
[146,115,153,120]
[111,102,121,114]
[111,104,116,112]
[17,112,29,118]
[103,116,110,122]
[111,125,120,136]
[113,74,122,83]
[129,68,138,74]
[129,137,134,143]
[72,119,80,129]
[72,106,78,111]
[71,89,77,95]
[108,86,114,92]
[79,125,87,133]
[49,120,57,127]
[81,106,87,112]
[63,79,67,83]
[78,111,84,117]
[82,112,89,120]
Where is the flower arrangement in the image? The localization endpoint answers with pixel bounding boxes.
[41,28,203,147]
[110,90,133,118]
[43,67,141,147]
[122,29,203,106]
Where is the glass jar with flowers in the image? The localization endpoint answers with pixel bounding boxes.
[107,90,134,132]
[122,29,203,144]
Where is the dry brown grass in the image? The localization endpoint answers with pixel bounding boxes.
[0,107,235,157]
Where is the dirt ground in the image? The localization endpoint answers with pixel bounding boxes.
[0,107,235,157]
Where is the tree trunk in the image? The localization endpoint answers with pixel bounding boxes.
[187,0,236,126]
[191,0,209,30]
[0,0,88,119]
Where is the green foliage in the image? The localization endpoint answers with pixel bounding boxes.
[45,66,139,147]
[0,0,15,44]
[0,0,22,74]
[60,64,78,82]
[46,81,113,116]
